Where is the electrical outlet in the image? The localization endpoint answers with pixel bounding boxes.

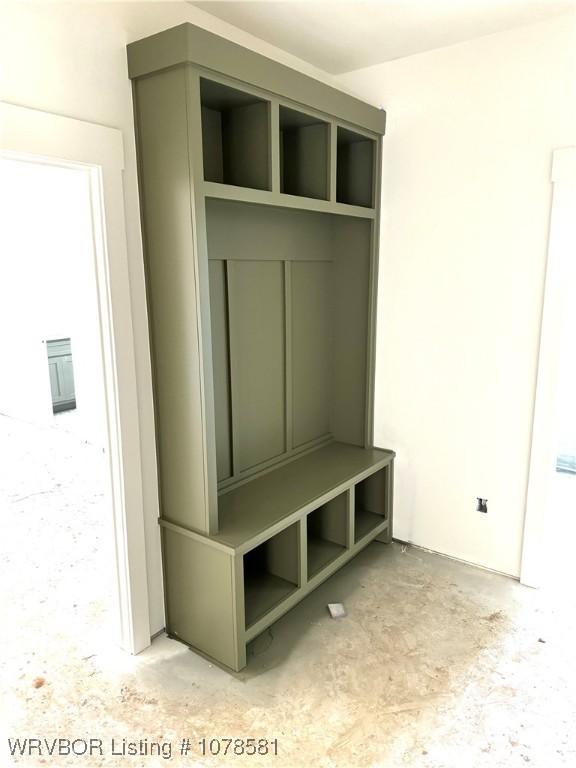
[476,497,488,513]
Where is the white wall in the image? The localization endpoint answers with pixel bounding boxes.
[337,15,576,576]
[0,158,107,447]
[0,1,341,635]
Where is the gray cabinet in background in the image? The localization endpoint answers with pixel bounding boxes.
[46,337,76,413]
[128,23,395,671]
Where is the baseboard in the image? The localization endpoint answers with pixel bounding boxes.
[390,538,520,581]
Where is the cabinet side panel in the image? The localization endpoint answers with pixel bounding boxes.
[331,218,371,446]
[291,261,332,447]
[223,102,270,191]
[134,68,208,532]
[347,141,374,208]
[279,128,292,194]
[229,261,286,471]
[163,529,240,669]
[319,494,348,546]
[201,106,224,183]
[266,523,300,585]
[292,124,329,200]
[358,468,387,516]
[337,141,375,208]
[208,260,233,481]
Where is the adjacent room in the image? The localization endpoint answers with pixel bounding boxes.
[1,1,575,767]
[0,157,117,698]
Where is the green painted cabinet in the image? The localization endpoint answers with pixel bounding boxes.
[129,23,394,671]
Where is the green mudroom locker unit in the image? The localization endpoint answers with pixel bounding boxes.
[128,24,395,671]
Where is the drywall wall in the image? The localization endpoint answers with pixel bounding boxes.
[0,1,340,636]
[337,15,576,576]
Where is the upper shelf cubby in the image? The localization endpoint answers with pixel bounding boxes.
[336,127,375,208]
[200,78,271,191]
[279,107,329,201]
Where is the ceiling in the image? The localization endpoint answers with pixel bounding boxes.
[191,0,573,74]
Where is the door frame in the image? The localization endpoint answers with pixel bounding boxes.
[521,147,576,588]
[0,102,151,652]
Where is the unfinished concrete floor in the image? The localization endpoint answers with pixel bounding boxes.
[1,413,575,767]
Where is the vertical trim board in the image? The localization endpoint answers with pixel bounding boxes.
[134,67,210,533]
[228,260,287,472]
[291,260,332,447]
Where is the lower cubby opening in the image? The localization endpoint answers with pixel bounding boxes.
[354,467,388,543]
[307,492,348,578]
[243,523,299,628]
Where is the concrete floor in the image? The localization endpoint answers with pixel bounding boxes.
[1,413,576,767]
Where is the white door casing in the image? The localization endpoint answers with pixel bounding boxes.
[0,101,151,652]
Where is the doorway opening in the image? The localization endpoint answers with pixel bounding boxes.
[522,147,576,590]
[543,256,576,588]
[0,156,119,692]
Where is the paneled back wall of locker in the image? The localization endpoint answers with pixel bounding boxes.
[206,200,372,490]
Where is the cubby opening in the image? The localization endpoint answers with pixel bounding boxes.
[336,127,375,208]
[243,523,299,627]
[354,467,388,543]
[279,107,329,200]
[200,78,270,191]
[307,492,348,578]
